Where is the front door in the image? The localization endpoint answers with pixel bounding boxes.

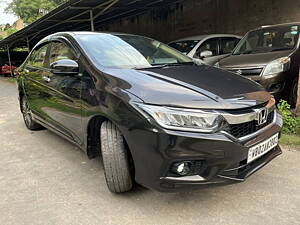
[195,38,220,65]
[42,40,84,145]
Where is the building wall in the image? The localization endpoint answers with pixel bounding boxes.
[13,19,25,31]
[0,31,7,38]
[98,0,300,42]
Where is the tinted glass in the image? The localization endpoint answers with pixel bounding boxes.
[76,34,192,68]
[197,38,218,56]
[219,37,240,54]
[28,44,49,68]
[169,40,200,54]
[49,42,76,65]
[234,25,300,55]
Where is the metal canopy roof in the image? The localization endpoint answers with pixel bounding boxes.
[0,0,181,49]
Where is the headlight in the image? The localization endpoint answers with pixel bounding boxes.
[134,104,224,133]
[262,57,290,76]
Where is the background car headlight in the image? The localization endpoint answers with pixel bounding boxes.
[214,62,220,68]
[262,57,290,76]
[135,104,224,133]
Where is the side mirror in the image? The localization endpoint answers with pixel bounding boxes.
[50,59,79,74]
[199,50,213,59]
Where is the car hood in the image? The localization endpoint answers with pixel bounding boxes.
[219,50,293,68]
[103,65,271,110]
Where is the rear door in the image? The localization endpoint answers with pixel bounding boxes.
[22,42,52,122]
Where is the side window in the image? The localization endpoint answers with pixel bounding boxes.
[49,41,76,65]
[28,44,49,68]
[197,38,218,56]
[220,38,240,55]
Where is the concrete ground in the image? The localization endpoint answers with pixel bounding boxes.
[0,78,299,225]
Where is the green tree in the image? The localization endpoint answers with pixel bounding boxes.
[5,0,66,24]
[0,35,4,41]
[6,28,18,36]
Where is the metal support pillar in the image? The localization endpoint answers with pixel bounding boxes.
[90,10,95,32]
[26,37,30,53]
[7,45,13,77]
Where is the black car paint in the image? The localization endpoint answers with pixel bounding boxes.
[17,32,282,192]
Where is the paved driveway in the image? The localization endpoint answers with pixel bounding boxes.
[0,78,299,225]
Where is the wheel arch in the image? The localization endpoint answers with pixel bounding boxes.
[86,115,135,173]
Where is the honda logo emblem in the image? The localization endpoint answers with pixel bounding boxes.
[255,108,269,126]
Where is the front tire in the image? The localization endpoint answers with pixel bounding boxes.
[100,121,133,193]
[21,96,44,131]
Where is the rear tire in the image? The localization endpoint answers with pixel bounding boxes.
[100,121,133,193]
[21,96,44,131]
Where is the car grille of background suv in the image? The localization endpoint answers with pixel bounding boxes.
[225,111,275,138]
[227,67,264,76]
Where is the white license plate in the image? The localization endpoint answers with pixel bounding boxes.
[247,133,279,164]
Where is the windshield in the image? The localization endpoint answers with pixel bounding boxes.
[76,34,193,68]
[233,25,300,55]
[169,40,200,54]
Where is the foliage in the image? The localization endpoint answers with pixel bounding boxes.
[277,100,300,135]
[6,28,18,36]
[280,134,300,148]
[5,0,66,24]
[0,35,3,41]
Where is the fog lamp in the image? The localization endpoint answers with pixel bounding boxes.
[171,162,191,176]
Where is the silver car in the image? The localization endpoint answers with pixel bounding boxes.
[169,34,242,65]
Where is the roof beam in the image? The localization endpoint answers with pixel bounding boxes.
[93,0,119,20]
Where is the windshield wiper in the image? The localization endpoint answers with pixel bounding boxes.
[270,47,293,52]
[233,50,253,55]
[151,62,195,67]
[132,62,195,70]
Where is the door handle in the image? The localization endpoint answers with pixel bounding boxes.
[42,76,51,83]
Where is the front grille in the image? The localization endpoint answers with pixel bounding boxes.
[226,111,275,138]
[227,68,264,76]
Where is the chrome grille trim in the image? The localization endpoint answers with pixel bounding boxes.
[221,111,278,141]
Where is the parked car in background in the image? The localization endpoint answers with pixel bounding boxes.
[169,34,241,65]
[0,64,17,76]
[217,23,300,107]
[17,32,282,193]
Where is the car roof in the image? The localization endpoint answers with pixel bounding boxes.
[51,31,132,38]
[170,34,242,42]
[245,22,300,34]
[259,22,300,29]
[35,31,146,47]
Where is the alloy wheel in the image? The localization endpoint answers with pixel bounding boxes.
[22,99,32,127]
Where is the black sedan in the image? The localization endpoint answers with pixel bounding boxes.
[17,32,283,193]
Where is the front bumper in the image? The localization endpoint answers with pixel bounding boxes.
[121,110,283,192]
[237,71,290,100]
